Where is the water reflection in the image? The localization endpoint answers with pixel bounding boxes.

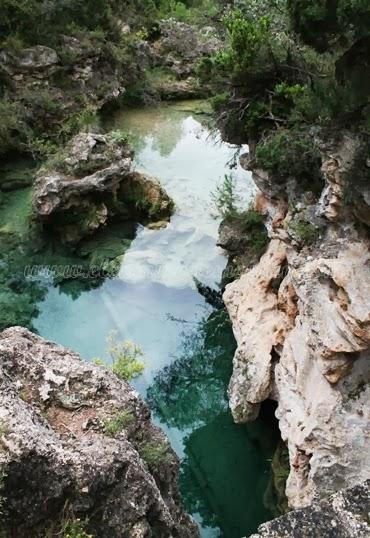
[148,311,275,537]
[34,101,272,537]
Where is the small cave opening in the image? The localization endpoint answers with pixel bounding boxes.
[259,399,290,517]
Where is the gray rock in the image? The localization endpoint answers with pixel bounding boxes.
[33,133,173,244]
[0,45,59,74]
[0,327,199,538]
[250,480,370,538]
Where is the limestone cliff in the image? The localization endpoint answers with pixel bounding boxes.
[223,133,370,509]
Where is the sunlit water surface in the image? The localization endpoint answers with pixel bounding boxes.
[34,101,275,537]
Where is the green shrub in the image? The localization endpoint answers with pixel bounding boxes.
[211,173,240,220]
[107,331,145,381]
[288,219,321,243]
[139,441,172,470]
[109,130,130,144]
[0,98,22,154]
[256,129,322,188]
[20,88,60,115]
[209,92,228,112]
[61,518,92,538]
[104,410,135,436]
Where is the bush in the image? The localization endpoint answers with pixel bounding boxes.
[288,219,321,243]
[104,410,135,436]
[139,441,172,470]
[255,129,323,188]
[61,518,92,538]
[107,331,145,381]
[211,174,239,219]
[0,98,22,154]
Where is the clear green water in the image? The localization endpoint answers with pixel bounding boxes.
[33,101,276,537]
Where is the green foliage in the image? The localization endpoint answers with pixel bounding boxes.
[20,88,60,114]
[212,174,239,219]
[288,0,370,51]
[256,129,323,188]
[212,173,268,261]
[61,518,93,538]
[58,106,99,140]
[222,10,271,75]
[209,92,228,112]
[104,410,135,436]
[109,130,130,144]
[0,98,22,154]
[157,0,221,24]
[288,219,321,243]
[107,330,145,381]
[139,441,172,470]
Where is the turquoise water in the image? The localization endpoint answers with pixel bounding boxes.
[34,102,275,537]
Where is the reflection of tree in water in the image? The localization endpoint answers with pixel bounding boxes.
[147,308,277,537]
[147,309,235,430]
[151,117,185,157]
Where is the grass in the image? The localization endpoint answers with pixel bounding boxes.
[103,410,135,436]
[61,518,93,538]
[139,441,172,471]
[288,220,321,244]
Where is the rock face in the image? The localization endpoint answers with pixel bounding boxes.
[149,19,221,99]
[0,327,199,537]
[250,480,370,538]
[223,133,370,509]
[33,133,173,244]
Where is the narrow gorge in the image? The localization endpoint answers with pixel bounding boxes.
[0,1,369,537]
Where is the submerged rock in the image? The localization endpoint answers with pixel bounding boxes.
[250,480,370,538]
[33,133,173,244]
[0,327,199,537]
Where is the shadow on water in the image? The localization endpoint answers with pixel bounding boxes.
[148,310,279,537]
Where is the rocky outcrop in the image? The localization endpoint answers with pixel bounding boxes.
[149,19,221,99]
[250,480,370,538]
[0,327,199,537]
[223,133,370,509]
[33,132,173,244]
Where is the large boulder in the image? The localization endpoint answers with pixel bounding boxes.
[250,480,370,538]
[0,327,199,537]
[0,45,59,74]
[33,133,173,244]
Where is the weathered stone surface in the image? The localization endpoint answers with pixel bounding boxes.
[154,19,220,72]
[0,45,59,73]
[250,480,370,538]
[149,19,221,98]
[33,133,173,244]
[34,133,132,214]
[0,327,199,537]
[119,171,174,221]
[223,133,370,509]
[224,240,291,422]
[276,241,370,507]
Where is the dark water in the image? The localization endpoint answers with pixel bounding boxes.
[32,101,276,537]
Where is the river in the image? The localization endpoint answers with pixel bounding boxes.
[32,100,276,537]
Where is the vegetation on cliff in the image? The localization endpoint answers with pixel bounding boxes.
[204,0,370,206]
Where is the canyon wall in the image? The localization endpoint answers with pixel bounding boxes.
[224,133,370,509]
